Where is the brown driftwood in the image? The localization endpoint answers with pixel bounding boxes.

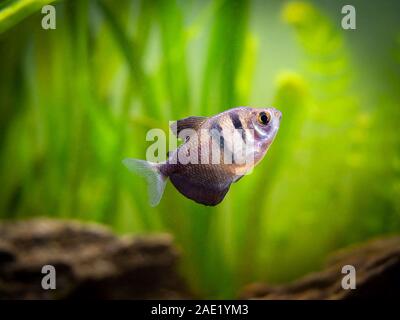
[0,219,191,299]
[240,236,400,299]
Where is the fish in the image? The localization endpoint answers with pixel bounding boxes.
[123,106,282,207]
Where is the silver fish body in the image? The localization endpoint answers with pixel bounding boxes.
[123,107,281,206]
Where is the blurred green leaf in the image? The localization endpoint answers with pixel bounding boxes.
[0,0,55,33]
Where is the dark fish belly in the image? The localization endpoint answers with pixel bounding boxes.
[167,164,233,206]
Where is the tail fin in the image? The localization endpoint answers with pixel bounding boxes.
[122,159,167,207]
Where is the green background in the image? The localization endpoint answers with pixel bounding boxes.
[0,0,399,298]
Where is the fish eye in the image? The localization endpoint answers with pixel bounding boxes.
[258,111,271,125]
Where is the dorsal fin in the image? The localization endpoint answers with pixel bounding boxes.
[170,116,207,137]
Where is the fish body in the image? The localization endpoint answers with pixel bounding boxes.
[123,107,282,206]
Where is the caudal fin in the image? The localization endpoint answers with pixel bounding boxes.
[122,159,167,207]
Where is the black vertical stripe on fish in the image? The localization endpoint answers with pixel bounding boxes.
[210,121,225,150]
[229,112,246,142]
